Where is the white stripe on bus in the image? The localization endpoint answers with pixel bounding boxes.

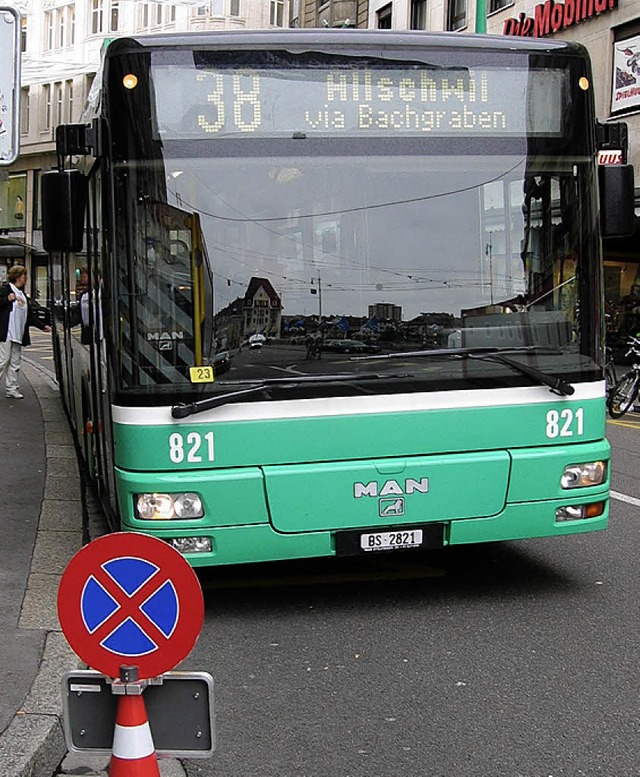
[112,381,605,425]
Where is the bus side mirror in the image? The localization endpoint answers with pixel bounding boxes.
[41,169,88,253]
[599,164,635,238]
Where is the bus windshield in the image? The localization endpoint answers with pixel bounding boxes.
[106,44,600,402]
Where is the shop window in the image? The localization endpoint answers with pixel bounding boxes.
[604,260,640,345]
[0,174,27,230]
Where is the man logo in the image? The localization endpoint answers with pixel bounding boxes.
[353,477,429,499]
[379,498,405,517]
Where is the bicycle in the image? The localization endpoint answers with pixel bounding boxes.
[607,335,640,418]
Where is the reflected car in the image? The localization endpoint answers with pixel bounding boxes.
[249,333,267,349]
[30,299,52,327]
[213,350,231,374]
[323,339,380,354]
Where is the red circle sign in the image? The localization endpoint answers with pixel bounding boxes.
[57,533,204,679]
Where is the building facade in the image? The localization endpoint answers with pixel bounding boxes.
[1,0,289,297]
[5,0,639,343]
[296,0,640,346]
[488,0,640,346]
[297,0,368,27]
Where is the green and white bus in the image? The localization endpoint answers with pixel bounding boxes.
[42,31,634,567]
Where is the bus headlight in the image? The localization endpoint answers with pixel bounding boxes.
[555,501,605,522]
[174,493,204,518]
[560,461,607,489]
[135,492,204,520]
[168,537,213,554]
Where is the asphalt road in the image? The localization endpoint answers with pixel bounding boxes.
[23,333,639,777]
[179,418,639,777]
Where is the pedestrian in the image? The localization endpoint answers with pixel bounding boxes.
[0,265,51,399]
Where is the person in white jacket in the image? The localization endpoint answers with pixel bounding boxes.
[0,265,51,399]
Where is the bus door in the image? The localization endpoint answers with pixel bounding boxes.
[50,245,78,423]
[83,170,110,491]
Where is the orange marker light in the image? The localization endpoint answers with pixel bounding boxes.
[123,73,138,90]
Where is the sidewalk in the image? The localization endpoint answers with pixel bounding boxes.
[0,354,186,777]
[0,357,84,776]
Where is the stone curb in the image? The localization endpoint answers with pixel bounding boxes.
[0,358,186,777]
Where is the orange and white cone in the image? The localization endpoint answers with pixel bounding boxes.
[109,694,160,777]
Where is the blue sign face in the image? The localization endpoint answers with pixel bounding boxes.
[80,557,179,657]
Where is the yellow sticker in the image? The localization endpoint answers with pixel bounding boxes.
[189,366,215,383]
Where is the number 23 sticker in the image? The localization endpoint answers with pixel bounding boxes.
[545,408,584,438]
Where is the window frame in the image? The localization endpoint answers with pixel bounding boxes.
[489,0,512,13]
[410,0,428,30]
[20,87,30,135]
[447,0,467,31]
[270,0,284,27]
[54,81,64,127]
[66,79,75,123]
[45,10,54,50]
[377,3,392,28]
[42,83,52,131]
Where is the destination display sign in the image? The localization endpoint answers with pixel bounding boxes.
[152,66,565,139]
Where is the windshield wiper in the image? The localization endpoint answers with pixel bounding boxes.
[171,372,411,418]
[354,346,574,397]
[471,352,574,396]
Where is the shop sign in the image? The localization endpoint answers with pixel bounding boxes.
[611,35,640,114]
[503,0,617,38]
[598,150,623,165]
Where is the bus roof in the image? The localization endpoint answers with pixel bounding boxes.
[105,29,585,58]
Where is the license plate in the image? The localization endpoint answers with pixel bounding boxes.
[360,529,423,552]
[335,524,444,556]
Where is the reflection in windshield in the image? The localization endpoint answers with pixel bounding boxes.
[114,152,596,396]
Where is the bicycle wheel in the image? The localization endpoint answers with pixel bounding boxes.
[607,371,640,418]
[605,364,617,397]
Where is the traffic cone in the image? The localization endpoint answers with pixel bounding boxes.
[109,694,160,776]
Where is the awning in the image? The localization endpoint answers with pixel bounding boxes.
[0,236,47,260]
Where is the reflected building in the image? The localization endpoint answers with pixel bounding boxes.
[368,302,402,322]
[215,276,283,348]
[243,276,283,340]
